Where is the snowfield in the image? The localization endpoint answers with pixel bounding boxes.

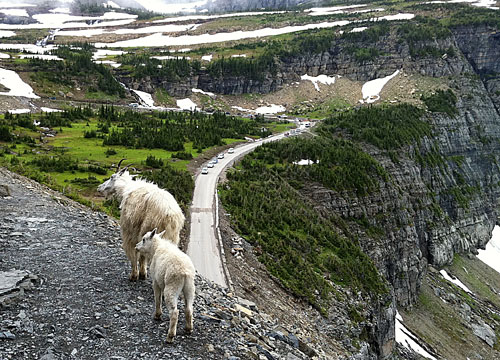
[0,11,137,29]
[301,74,338,91]
[396,311,438,360]
[0,8,29,17]
[361,70,400,103]
[192,88,215,97]
[134,0,208,14]
[477,225,500,274]
[255,104,285,114]
[0,67,39,99]
[439,269,473,294]
[0,30,15,38]
[177,98,197,111]
[132,89,155,107]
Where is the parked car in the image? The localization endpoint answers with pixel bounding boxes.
[212,157,218,164]
[201,167,209,174]
[218,153,225,159]
[228,147,234,154]
[207,162,214,168]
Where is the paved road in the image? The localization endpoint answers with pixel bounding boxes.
[187,132,288,287]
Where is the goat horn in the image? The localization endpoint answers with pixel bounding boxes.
[116,158,126,172]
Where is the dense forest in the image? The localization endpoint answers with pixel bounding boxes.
[220,136,388,311]
[96,106,272,151]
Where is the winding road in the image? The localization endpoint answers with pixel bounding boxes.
[186,132,289,287]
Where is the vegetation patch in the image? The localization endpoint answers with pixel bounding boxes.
[421,89,458,117]
[248,137,387,195]
[321,104,430,150]
[0,106,282,215]
[220,139,387,311]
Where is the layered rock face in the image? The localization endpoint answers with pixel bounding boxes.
[295,26,500,307]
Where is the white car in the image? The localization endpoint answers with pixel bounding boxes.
[207,162,214,168]
[218,153,225,159]
[201,167,209,174]
[228,148,234,154]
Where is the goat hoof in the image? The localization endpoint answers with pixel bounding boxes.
[139,273,146,280]
[166,336,174,344]
[154,314,162,321]
[185,327,193,334]
[129,274,138,282]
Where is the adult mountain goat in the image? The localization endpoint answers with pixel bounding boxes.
[97,161,185,281]
[136,228,195,343]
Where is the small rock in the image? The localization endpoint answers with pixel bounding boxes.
[472,322,496,347]
[235,304,253,318]
[287,333,299,348]
[207,344,215,352]
[0,331,16,340]
[0,184,10,197]
[89,325,106,339]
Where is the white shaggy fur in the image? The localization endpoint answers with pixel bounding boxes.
[97,168,185,281]
[136,229,195,343]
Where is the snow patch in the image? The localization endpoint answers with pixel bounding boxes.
[201,54,213,61]
[305,4,367,16]
[92,49,125,60]
[301,74,337,91]
[0,12,136,29]
[40,107,62,112]
[95,60,121,68]
[0,67,39,98]
[477,225,500,275]
[350,26,368,33]
[373,13,415,21]
[132,89,155,107]
[0,44,57,54]
[0,52,10,58]
[439,269,473,294]
[154,10,286,23]
[133,0,208,14]
[0,3,36,8]
[361,70,399,103]
[192,88,215,97]
[177,98,197,111]
[0,30,15,38]
[95,20,351,48]
[113,23,199,35]
[232,105,253,112]
[231,54,247,58]
[152,55,191,60]
[8,108,30,114]
[106,1,121,8]
[293,159,319,166]
[255,104,285,114]
[0,8,29,17]
[49,7,70,14]
[396,311,437,360]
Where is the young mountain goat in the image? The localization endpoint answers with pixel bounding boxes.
[136,228,195,343]
[97,163,185,281]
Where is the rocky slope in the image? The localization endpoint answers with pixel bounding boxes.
[0,168,315,360]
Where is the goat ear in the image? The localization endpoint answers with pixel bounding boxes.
[150,228,157,238]
[158,230,166,238]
